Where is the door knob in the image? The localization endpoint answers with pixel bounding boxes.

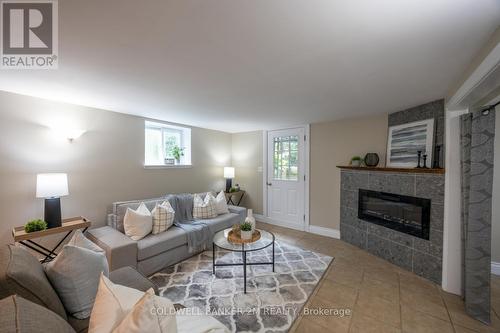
[266,182,272,186]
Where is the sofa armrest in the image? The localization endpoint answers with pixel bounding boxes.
[86,226,137,271]
[228,205,246,223]
[109,266,158,295]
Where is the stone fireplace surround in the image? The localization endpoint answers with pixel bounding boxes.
[339,168,445,284]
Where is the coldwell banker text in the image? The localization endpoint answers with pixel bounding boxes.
[1,0,58,69]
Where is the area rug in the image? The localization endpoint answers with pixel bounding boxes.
[150,241,333,333]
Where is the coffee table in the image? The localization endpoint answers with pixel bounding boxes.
[212,228,275,293]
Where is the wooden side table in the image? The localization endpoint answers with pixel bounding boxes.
[225,190,246,206]
[12,217,91,263]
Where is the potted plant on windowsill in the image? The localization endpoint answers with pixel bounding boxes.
[240,222,253,240]
[171,146,185,165]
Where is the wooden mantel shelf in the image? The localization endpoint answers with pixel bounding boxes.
[337,166,445,174]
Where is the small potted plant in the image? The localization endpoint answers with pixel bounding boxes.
[24,219,47,233]
[240,222,253,240]
[171,146,185,165]
[350,156,362,167]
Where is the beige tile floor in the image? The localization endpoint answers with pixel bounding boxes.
[254,222,500,333]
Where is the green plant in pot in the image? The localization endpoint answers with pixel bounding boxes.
[350,156,362,167]
[24,219,47,233]
[171,146,185,164]
[240,222,253,240]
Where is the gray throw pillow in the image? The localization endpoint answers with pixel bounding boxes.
[0,295,76,333]
[45,245,109,319]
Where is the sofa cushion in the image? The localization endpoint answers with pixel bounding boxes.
[68,230,105,254]
[203,213,241,235]
[0,295,76,333]
[45,245,109,319]
[137,226,187,261]
[66,316,89,333]
[193,193,217,219]
[215,190,230,215]
[66,267,160,333]
[112,292,177,333]
[151,201,175,234]
[0,245,67,320]
[109,266,159,295]
[124,203,153,241]
[114,197,167,233]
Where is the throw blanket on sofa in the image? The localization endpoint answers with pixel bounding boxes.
[172,193,212,253]
[174,221,211,253]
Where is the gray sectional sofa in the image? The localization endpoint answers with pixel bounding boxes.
[87,193,246,276]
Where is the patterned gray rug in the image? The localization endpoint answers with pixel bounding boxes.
[150,241,333,333]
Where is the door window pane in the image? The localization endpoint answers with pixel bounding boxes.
[272,135,299,180]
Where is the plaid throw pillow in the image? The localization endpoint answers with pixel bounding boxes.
[193,193,217,219]
[151,201,175,234]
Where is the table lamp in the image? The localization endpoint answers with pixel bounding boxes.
[224,167,235,193]
[36,173,69,228]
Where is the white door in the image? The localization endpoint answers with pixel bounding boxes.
[266,127,305,227]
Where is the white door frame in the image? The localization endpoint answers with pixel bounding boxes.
[260,125,310,231]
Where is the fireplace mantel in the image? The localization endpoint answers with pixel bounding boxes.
[337,166,445,174]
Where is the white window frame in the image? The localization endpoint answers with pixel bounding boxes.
[144,120,192,168]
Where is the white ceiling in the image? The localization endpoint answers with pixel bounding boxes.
[1,0,499,133]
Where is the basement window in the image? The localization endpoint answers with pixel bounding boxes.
[144,121,191,167]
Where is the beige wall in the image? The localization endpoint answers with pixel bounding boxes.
[229,114,389,230]
[310,113,388,229]
[492,106,500,263]
[231,131,263,214]
[0,91,232,245]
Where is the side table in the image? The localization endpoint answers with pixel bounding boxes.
[12,217,91,263]
[225,190,246,206]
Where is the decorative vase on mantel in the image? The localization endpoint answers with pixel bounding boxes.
[245,209,256,231]
[364,153,380,167]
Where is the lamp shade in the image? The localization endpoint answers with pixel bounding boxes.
[36,173,69,198]
[223,167,235,179]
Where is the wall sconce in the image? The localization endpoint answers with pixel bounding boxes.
[51,127,86,142]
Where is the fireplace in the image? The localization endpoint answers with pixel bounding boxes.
[358,189,430,240]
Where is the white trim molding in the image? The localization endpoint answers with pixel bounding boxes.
[255,213,340,239]
[492,262,500,276]
[447,42,500,109]
[308,225,340,239]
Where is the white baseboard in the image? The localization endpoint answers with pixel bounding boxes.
[254,214,340,239]
[254,214,305,232]
[308,225,341,239]
[492,262,500,276]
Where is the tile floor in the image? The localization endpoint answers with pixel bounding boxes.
[254,222,500,333]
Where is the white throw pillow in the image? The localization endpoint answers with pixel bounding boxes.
[45,245,109,319]
[88,274,155,333]
[113,292,177,333]
[124,202,152,240]
[68,229,105,254]
[193,193,217,219]
[151,201,175,234]
[215,191,230,215]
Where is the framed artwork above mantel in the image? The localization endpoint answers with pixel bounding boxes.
[386,118,434,168]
